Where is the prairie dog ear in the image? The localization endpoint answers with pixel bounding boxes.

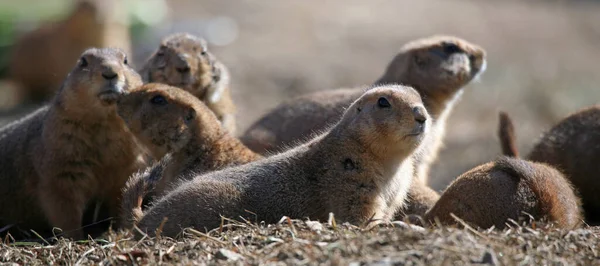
[138,63,151,83]
[200,39,209,53]
[184,107,196,124]
[205,62,230,104]
[413,52,428,67]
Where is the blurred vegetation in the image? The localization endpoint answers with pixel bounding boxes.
[0,1,71,77]
[0,0,159,78]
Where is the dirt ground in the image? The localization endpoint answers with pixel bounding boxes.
[2,219,599,265]
[1,0,600,264]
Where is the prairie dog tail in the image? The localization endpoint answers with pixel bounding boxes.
[498,111,519,157]
[493,157,582,229]
[120,154,172,230]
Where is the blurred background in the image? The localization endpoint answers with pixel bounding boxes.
[0,0,599,190]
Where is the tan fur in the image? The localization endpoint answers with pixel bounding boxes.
[242,35,486,180]
[519,106,600,224]
[8,0,131,103]
[241,36,485,218]
[139,33,237,134]
[425,156,582,229]
[124,85,430,237]
[0,48,146,240]
[400,179,441,218]
[116,84,261,228]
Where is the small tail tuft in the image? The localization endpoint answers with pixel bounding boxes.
[498,111,519,157]
[120,154,172,230]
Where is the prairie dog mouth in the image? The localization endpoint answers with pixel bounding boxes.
[472,59,487,82]
[406,123,426,137]
[98,84,124,105]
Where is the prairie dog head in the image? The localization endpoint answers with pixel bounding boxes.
[116,83,220,158]
[339,84,430,158]
[59,47,142,109]
[141,33,219,99]
[379,35,486,99]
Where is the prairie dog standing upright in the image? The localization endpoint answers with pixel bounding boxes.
[122,85,430,236]
[139,33,237,134]
[0,48,146,240]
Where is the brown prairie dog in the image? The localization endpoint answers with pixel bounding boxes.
[240,35,486,218]
[122,85,430,237]
[8,0,131,103]
[424,112,582,229]
[500,108,600,224]
[0,48,146,240]
[424,156,582,230]
[139,33,237,135]
[241,35,486,186]
[116,84,261,226]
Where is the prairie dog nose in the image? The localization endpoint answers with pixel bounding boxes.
[102,68,118,80]
[413,106,427,124]
[175,54,191,73]
[176,65,190,74]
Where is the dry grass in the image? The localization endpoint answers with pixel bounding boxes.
[1,218,598,265]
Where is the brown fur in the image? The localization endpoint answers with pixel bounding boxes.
[424,156,582,229]
[116,84,261,228]
[498,111,519,157]
[241,36,486,218]
[8,0,131,103]
[120,154,172,230]
[241,35,486,181]
[401,179,441,218]
[0,48,146,240]
[139,33,237,134]
[123,85,431,237]
[512,106,600,224]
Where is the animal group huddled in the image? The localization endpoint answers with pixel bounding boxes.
[1,8,597,243]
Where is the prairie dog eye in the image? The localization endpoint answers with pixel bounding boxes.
[185,108,196,122]
[123,57,128,65]
[150,95,168,105]
[79,57,88,68]
[377,97,391,108]
[442,42,461,54]
[157,46,166,56]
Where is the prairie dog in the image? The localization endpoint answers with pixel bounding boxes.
[116,84,260,224]
[424,112,582,229]
[241,35,486,185]
[0,48,146,240]
[8,0,131,103]
[241,36,486,218]
[424,156,582,230]
[139,33,237,134]
[500,108,600,224]
[123,85,430,237]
